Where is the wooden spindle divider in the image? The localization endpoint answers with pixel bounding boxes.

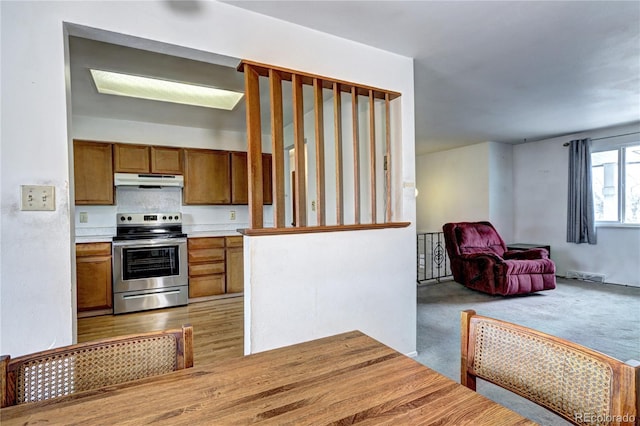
[238,60,406,235]
[269,69,286,228]
[314,78,326,226]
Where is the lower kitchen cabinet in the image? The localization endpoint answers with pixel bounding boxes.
[76,242,112,314]
[225,236,244,294]
[188,235,244,299]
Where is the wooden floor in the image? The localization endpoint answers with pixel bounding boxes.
[77,296,244,365]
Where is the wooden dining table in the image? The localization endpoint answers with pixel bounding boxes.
[1,330,536,425]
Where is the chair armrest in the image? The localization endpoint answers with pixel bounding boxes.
[504,248,548,260]
[460,252,504,263]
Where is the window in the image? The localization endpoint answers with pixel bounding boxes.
[591,144,640,224]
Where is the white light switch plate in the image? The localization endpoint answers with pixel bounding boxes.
[21,185,55,211]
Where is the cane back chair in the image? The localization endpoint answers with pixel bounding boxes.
[1,324,193,407]
[461,310,639,426]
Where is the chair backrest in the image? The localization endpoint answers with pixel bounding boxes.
[1,324,193,407]
[461,310,639,426]
[443,221,507,258]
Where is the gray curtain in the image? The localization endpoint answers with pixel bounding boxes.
[567,138,597,244]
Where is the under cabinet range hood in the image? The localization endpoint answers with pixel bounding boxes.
[114,173,184,188]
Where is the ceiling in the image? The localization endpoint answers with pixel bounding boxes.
[70,1,640,155]
[69,36,248,133]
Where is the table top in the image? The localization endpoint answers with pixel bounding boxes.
[1,331,536,425]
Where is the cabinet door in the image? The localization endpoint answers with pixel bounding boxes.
[76,242,112,312]
[226,246,244,294]
[151,146,183,174]
[74,140,114,205]
[183,149,230,204]
[230,152,273,205]
[189,275,225,298]
[263,154,273,205]
[230,152,249,204]
[114,144,150,173]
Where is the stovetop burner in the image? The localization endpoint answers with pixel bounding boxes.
[114,212,185,241]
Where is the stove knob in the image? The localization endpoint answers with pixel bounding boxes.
[127,216,132,221]
[120,216,125,221]
[163,216,167,220]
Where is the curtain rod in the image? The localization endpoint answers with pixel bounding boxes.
[562,131,640,147]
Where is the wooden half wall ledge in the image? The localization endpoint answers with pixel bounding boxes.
[237,222,411,236]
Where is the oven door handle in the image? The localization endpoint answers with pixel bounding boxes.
[112,238,187,248]
[122,290,181,300]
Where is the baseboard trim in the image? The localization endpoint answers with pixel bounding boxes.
[405,350,418,358]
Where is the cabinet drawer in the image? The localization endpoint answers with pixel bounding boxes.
[188,248,225,263]
[225,235,243,248]
[189,262,225,277]
[76,242,112,257]
[188,237,225,250]
[189,275,225,298]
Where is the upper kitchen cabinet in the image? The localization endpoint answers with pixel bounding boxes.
[183,148,230,205]
[114,144,183,175]
[74,140,114,205]
[114,144,149,173]
[151,146,183,174]
[230,152,249,204]
[230,152,273,205]
[262,154,273,205]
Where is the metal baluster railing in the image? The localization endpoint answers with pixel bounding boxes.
[417,232,452,284]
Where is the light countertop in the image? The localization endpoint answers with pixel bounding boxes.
[75,226,242,243]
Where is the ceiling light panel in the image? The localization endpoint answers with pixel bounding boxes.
[90,69,244,110]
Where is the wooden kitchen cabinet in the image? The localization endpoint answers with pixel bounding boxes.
[151,146,183,174]
[188,237,226,298]
[76,242,112,313]
[262,154,273,205]
[230,152,249,204]
[230,152,273,205]
[225,236,244,294]
[74,140,114,205]
[114,144,150,173]
[183,149,230,205]
[114,144,183,175]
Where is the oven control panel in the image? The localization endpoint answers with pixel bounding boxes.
[117,213,182,225]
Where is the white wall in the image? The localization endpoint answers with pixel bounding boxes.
[73,116,248,150]
[1,1,416,357]
[489,142,514,241]
[416,142,490,233]
[513,122,640,287]
[415,141,514,240]
[245,227,416,355]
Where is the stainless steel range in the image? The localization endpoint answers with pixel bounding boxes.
[112,213,188,314]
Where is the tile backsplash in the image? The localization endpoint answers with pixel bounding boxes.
[116,187,182,213]
[74,187,273,236]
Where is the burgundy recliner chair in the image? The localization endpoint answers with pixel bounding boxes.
[442,221,556,295]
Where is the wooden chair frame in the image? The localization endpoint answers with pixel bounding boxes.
[1,324,193,408]
[461,310,639,426]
